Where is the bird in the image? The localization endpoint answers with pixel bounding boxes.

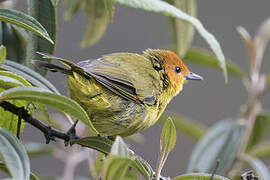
[33,49,203,138]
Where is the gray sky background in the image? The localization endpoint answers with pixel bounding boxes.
[16,0,270,178]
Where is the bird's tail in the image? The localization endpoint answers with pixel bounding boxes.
[32,52,86,77]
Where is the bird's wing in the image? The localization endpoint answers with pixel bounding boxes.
[78,53,162,105]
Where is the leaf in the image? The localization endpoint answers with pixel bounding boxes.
[72,136,113,155]
[246,111,270,151]
[80,0,109,48]
[113,0,227,81]
[0,9,53,44]
[187,119,245,175]
[166,0,196,57]
[156,117,176,179]
[26,0,57,75]
[173,173,231,180]
[0,127,30,179]
[160,114,206,141]
[104,0,115,21]
[25,142,53,157]
[30,172,41,180]
[72,136,153,178]
[237,26,256,62]
[0,160,11,177]
[267,74,270,90]
[0,22,26,64]
[249,141,270,158]
[1,60,60,94]
[0,71,31,87]
[184,47,246,79]
[241,155,270,180]
[0,86,98,134]
[110,136,129,158]
[254,17,270,63]
[101,155,132,180]
[0,45,6,65]
[63,0,83,21]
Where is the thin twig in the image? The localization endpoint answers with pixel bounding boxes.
[0,100,76,144]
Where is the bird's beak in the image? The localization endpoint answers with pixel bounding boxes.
[184,72,203,81]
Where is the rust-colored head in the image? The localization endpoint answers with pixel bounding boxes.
[144,49,203,92]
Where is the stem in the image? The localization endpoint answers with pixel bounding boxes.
[0,101,73,143]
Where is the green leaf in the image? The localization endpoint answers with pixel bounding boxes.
[101,155,132,180]
[0,71,31,87]
[166,0,196,57]
[156,117,176,179]
[0,86,98,134]
[25,142,53,157]
[173,173,231,180]
[104,0,115,21]
[0,9,53,44]
[113,0,227,81]
[0,22,26,64]
[72,136,153,178]
[160,114,206,141]
[80,0,109,48]
[249,141,270,158]
[0,127,30,179]
[0,45,6,65]
[247,112,270,151]
[110,136,129,158]
[187,119,245,174]
[0,160,11,177]
[267,74,270,89]
[241,155,270,180]
[26,0,57,75]
[30,172,41,180]
[72,136,113,155]
[184,47,246,79]
[1,60,60,94]
[63,0,83,21]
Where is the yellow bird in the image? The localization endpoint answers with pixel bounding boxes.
[34,49,203,137]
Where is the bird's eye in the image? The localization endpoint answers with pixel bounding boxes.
[174,66,181,74]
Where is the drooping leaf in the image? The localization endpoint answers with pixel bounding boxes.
[72,136,113,155]
[1,60,60,94]
[0,45,6,65]
[26,0,57,75]
[173,173,231,180]
[247,111,270,151]
[166,0,196,57]
[0,71,31,87]
[0,160,11,177]
[0,9,53,44]
[0,128,30,179]
[187,119,245,175]
[249,141,270,158]
[156,117,176,179]
[80,0,109,48]
[184,47,246,79]
[0,86,98,134]
[241,155,270,180]
[160,114,206,141]
[113,0,227,81]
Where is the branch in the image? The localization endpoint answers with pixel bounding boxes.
[0,100,78,144]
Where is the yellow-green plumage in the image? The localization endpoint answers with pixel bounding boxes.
[35,49,202,137]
